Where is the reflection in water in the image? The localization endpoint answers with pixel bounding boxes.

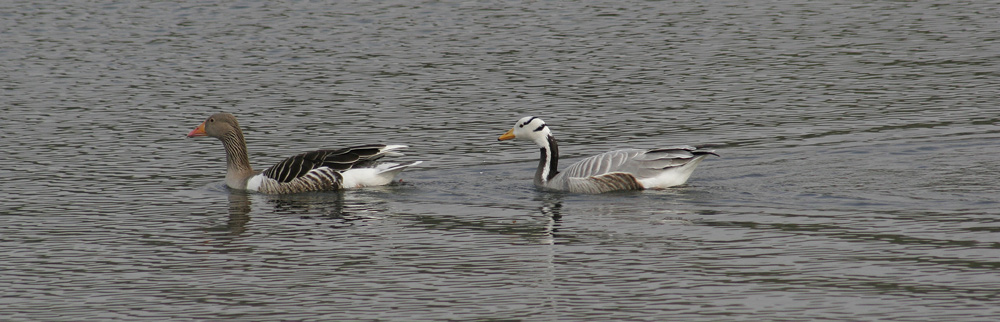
[537,193,563,222]
[265,191,397,228]
[5,0,999,319]
[226,192,251,236]
[267,191,346,218]
[535,192,564,245]
[396,191,568,246]
[201,190,397,241]
[196,191,254,253]
[200,191,252,238]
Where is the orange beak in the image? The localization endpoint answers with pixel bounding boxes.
[498,128,516,141]
[187,121,207,138]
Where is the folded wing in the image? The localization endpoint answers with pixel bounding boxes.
[555,145,718,191]
[261,144,399,183]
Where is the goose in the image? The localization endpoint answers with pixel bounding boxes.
[186,112,421,194]
[497,116,717,193]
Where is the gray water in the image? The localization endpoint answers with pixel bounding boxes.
[2,1,999,321]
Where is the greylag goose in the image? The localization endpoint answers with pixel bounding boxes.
[186,112,420,194]
[497,116,717,193]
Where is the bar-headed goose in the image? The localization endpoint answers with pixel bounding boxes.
[187,112,420,194]
[498,116,717,193]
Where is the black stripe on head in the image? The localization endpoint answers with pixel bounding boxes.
[533,123,547,132]
[520,116,539,128]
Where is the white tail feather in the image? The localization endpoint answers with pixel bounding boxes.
[340,161,422,188]
[382,144,409,157]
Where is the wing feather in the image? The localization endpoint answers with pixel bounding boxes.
[559,149,644,179]
[261,144,400,183]
[566,172,643,193]
[558,146,718,180]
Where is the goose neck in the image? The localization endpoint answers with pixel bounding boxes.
[220,130,253,189]
[535,135,559,186]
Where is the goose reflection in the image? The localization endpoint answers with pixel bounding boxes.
[225,191,252,235]
[267,191,347,218]
[535,192,564,245]
[200,191,252,237]
[267,190,398,225]
[203,189,397,241]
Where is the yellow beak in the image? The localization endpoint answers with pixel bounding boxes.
[498,128,516,141]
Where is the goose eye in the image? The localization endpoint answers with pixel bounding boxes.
[518,124,523,128]
[209,118,215,123]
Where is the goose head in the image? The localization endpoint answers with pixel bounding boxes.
[498,116,552,146]
[187,112,242,139]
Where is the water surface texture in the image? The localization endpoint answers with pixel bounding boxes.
[3,1,999,321]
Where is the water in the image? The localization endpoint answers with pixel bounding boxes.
[3,1,999,320]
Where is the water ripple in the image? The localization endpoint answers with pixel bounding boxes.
[3,0,1000,320]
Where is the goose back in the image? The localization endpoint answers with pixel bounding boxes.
[549,146,718,192]
[249,144,411,194]
[262,144,389,183]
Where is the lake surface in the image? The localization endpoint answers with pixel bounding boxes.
[3,1,999,320]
